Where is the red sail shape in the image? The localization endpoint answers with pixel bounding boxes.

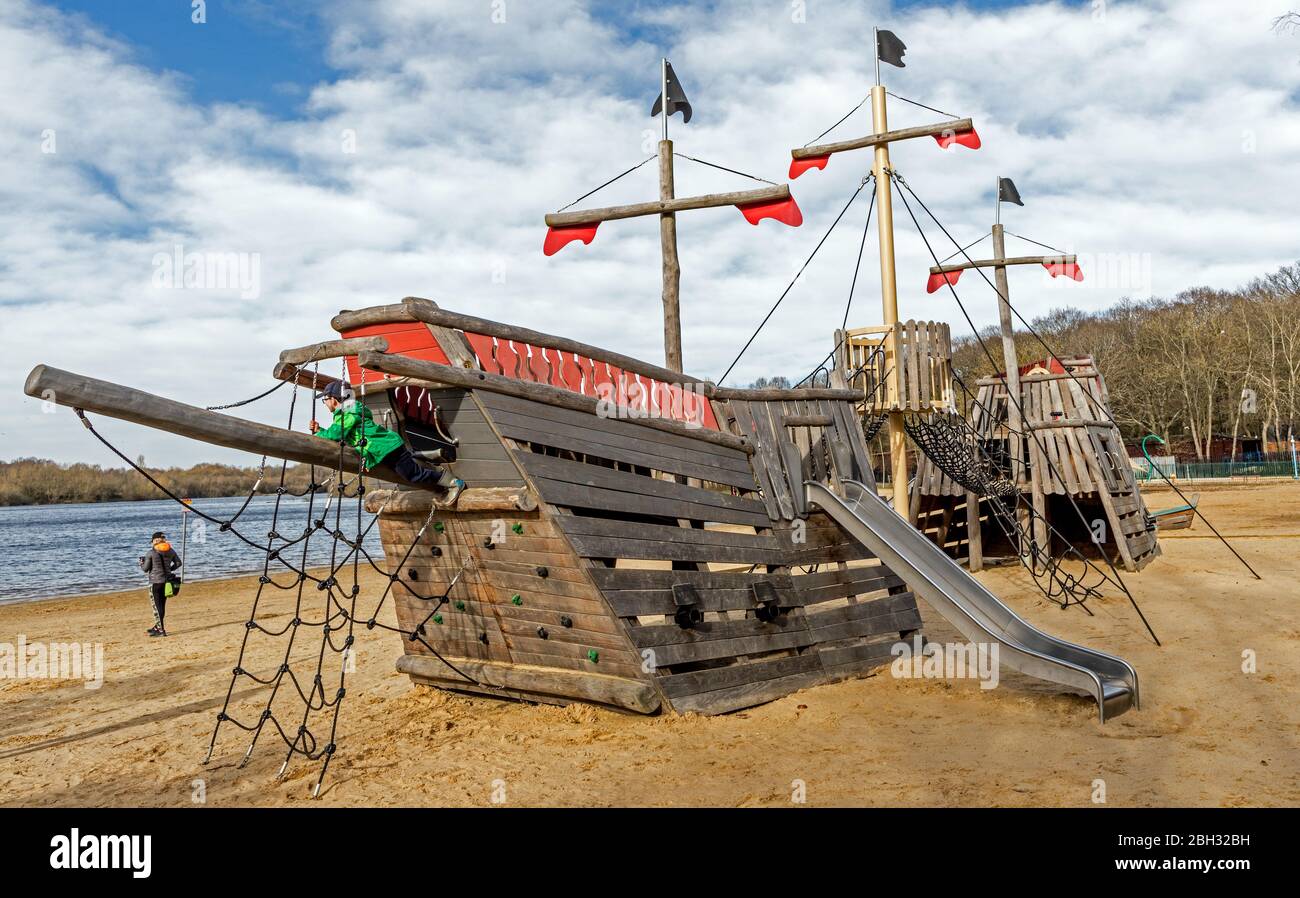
[1044,260,1084,281]
[737,195,803,227]
[789,154,830,179]
[543,222,599,256]
[926,269,963,293]
[933,126,981,150]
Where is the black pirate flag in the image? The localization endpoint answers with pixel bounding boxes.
[998,177,1024,206]
[651,60,693,123]
[877,30,907,68]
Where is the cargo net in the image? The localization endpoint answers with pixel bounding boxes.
[73,359,479,797]
[903,412,1017,500]
[904,410,1107,611]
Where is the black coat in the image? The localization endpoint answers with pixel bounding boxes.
[139,547,181,585]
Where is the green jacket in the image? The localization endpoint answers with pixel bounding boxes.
[314,401,404,470]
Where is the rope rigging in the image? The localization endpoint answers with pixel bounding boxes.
[889,168,1160,641]
[891,169,1259,582]
[720,175,875,383]
[72,358,482,797]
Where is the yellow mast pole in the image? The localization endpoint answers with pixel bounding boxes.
[870,83,908,517]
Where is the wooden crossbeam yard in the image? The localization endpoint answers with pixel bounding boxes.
[792,118,977,161]
[544,184,791,227]
[929,253,1077,274]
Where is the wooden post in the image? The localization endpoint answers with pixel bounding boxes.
[871,85,908,519]
[660,138,682,373]
[991,223,1038,556]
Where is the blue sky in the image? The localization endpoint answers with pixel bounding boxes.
[5,0,1300,465]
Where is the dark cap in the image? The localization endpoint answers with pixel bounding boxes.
[315,380,354,402]
[151,531,166,540]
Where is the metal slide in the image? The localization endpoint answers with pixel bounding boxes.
[806,480,1138,721]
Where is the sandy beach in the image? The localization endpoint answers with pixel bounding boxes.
[2,478,1297,808]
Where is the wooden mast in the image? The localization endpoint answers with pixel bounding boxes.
[659,58,683,373]
[990,219,1034,556]
[870,75,909,518]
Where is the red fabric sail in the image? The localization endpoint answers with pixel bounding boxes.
[737,195,803,227]
[933,127,981,150]
[543,222,599,256]
[926,269,963,293]
[1043,260,1084,281]
[789,154,831,179]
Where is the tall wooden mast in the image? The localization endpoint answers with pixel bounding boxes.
[659,58,683,372]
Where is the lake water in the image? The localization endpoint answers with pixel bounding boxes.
[0,495,380,605]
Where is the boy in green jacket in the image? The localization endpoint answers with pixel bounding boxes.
[311,381,464,503]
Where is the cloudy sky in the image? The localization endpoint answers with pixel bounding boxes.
[4,0,1299,466]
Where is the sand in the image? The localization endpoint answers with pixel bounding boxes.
[1,478,1297,807]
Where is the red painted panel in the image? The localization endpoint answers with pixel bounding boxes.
[1044,260,1084,282]
[933,127,981,150]
[736,195,803,227]
[926,269,963,293]
[463,332,500,374]
[789,155,830,179]
[543,223,599,256]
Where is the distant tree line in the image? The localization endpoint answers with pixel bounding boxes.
[949,262,1300,459]
[0,458,320,507]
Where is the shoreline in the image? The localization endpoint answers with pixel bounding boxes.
[1,479,1297,807]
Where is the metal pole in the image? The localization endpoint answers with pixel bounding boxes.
[873,26,881,86]
[661,57,669,141]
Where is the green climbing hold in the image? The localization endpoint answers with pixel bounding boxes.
[455,600,466,611]
[511,594,523,606]
[511,522,524,535]
[587,649,599,663]
[432,614,444,625]
[433,522,445,533]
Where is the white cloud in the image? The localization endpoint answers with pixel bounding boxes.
[3,0,1298,466]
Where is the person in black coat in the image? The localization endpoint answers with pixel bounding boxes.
[139,531,181,637]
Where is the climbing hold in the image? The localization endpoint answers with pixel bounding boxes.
[483,537,496,549]
[535,566,549,578]
[511,594,523,606]
[408,569,420,580]
[537,627,549,639]
[478,632,489,644]
[430,545,442,557]
[586,649,599,663]
[433,614,443,625]
[433,522,445,533]
[511,522,524,535]
[455,600,466,611]
[560,615,573,628]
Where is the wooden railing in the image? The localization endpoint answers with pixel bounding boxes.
[838,320,955,414]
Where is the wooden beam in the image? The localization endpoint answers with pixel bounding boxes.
[356,350,754,455]
[400,297,714,390]
[23,364,418,486]
[330,303,416,333]
[272,362,420,395]
[659,138,682,373]
[792,118,975,160]
[365,486,538,514]
[396,654,660,714]
[782,414,835,427]
[929,254,1075,274]
[711,385,860,402]
[278,336,388,365]
[544,184,790,228]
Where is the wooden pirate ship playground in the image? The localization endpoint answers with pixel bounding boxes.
[22,31,1259,794]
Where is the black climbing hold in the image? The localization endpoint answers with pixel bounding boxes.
[536,566,549,578]
[430,546,442,557]
[560,616,573,628]
[482,538,495,549]
[478,632,488,644]
[537,627,549,639]
[408,569,420,580]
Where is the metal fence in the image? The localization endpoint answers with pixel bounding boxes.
[1132,450,1300,482]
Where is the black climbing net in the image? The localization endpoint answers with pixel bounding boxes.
[73,357,480,797]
